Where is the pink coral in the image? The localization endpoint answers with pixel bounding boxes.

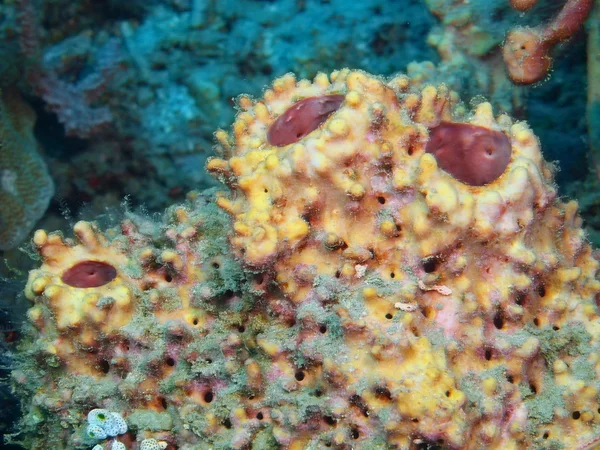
[503,0,593,84]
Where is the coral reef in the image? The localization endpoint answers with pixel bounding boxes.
[4,0,437,219]
[422,0,520,113]
[0,0,591,254]
[0,87,54,250]
[16,0,123,138]
[8,70,600,449]
[422,0,591,186]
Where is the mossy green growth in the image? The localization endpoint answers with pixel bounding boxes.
[426,326,455,348]
[570,356,596,382]
[459,366,507,414]
[68,374,119,403]
[184,409,217,440]
[506,323,592,365]
[252,426,280,449]
[127,409,173,431]
[521,374,565,425]
[312,275,345,302]
[120,259,145,279]
[543,440,566,450]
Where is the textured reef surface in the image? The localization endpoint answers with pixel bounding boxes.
[7,70,600,449]
[0,0,593,257]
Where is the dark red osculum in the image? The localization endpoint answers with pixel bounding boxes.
[62,260,117,288]
[267,94,345,146]
[425,121,512,186]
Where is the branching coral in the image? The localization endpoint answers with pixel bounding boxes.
[503,0,593,84]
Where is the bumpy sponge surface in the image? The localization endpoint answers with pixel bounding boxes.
[208,69,600,449]
[12,70,600,450]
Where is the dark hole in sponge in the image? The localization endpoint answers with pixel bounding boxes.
[422,256,440,273]
[493,310,504,329]
[537,284,546,297]
[515,292,527,305]
[99,359,110,374]
[375,386,392,400]
[349,394,370,417]
[324,416,336,425]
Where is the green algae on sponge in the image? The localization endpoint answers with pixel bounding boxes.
[0,87,54,250]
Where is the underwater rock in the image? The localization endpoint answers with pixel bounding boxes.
[9,70,600,450]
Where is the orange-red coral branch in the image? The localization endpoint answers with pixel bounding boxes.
[503,0,593,84]
[509,0,538,12]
